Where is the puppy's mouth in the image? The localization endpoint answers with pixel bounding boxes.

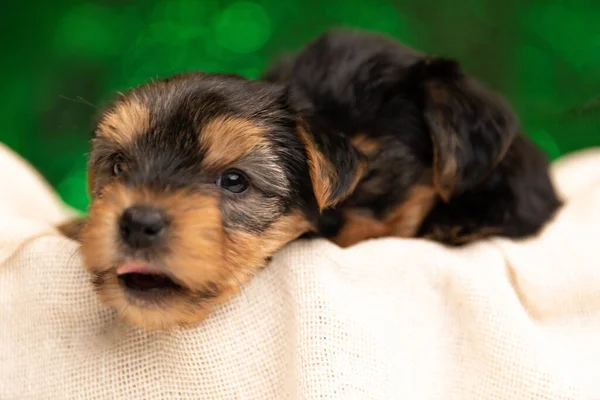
[119,273,181,292]
[116,260,184,297]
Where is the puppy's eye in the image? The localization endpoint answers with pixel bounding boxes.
[112,161,125,177]
[217,169,249,193]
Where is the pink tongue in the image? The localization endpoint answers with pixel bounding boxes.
[116,260,160,275]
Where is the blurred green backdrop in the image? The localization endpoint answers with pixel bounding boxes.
[1,0,600,212]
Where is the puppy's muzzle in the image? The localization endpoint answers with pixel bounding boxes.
[116,204,179,294]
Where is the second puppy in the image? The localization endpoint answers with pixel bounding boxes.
[263,29,562,247]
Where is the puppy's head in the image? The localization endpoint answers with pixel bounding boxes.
[81,72,363,330]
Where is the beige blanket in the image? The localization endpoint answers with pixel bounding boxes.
[1,143,600,400]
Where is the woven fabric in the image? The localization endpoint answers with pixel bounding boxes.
[1,144,600,400]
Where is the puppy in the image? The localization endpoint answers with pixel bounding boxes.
[58,72,363,330]
[262,29,562,247]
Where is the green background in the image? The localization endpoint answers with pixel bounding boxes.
[2,0,599,212]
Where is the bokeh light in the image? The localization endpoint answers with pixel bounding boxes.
[54,4,121,58]
[214,2,272,54]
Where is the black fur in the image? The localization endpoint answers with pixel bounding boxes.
[263,29,562,245]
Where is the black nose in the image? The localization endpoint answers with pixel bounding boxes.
[119,205,165,249]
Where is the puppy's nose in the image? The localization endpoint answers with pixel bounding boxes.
[119,205,165,249]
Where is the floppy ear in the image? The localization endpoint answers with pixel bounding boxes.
[408,57,518,201]
[297,117,366,210]
[274,85,366,211]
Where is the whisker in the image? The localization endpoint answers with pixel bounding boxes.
[59,95,97,109]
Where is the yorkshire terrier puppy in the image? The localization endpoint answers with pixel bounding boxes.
[58,72,364,330]
[263,29,562,247]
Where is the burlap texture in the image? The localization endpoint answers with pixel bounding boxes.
[2,143,600,400]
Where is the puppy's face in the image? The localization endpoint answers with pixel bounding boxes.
[81,73,362,330]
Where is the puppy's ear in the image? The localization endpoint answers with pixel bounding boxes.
[408,57,518,201]
[297,118,366,210]
[275,85,366,211]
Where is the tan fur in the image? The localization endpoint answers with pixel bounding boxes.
[81,184,227,329]
[351,133,381,155]
[225,212,311,283]
[298,127,366,210]
[329,209,388,248]
[297,127,336,210]
[331,184,438,248]
[160,194,227,288]
[97,97,150,146]
[199,116,268,170]
[386,185,438,236]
